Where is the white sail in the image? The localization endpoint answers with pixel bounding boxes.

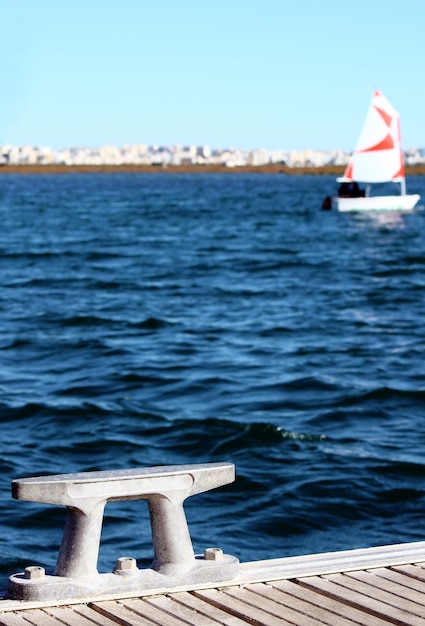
[339,90,405,184]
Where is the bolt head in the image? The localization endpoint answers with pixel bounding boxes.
[24,566,45,580]
[114,557,137,572]
[204,547,224,561]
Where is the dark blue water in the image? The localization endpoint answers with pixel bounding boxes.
[1,172,425,584]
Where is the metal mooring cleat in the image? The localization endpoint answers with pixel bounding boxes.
[8,462,239,602]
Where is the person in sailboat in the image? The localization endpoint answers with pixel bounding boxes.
[321,180,365,210]
[337,181,365,198]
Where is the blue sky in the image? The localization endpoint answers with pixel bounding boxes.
[2,1,424,151]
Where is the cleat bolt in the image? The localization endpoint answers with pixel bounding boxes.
[24,566,45,580]
[114,557,137,572]
[204,547,224,561]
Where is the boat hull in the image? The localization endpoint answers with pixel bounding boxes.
[332,194,420,212]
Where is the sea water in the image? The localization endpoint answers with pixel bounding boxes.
[1,172,425,583]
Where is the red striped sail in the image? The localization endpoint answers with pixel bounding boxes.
[340,90,405,184]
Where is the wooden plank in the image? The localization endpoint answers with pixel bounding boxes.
[194,588,295,626]
[364,567,425,596]
[73,604,124,625]
[90,601,155,626]
[392,564,425,582]
[0,604,121,625]
[0,613,33,626]
[236,582,359,626]
[44,607,99,626]
[266,579,392,626]
[370,568,425,590]
[45,605,123,625]
[168,591,254,626]
[339,571,425,616]
[93,597,240,626]
[145,593,245,625]
[7,609,65,626]
[0,608,83,626]
[120,597,220,626]
[299,574,425,626]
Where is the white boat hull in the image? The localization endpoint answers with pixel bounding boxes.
[332,194,420,212]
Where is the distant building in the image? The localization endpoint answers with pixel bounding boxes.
[0,142,422,168]
[249,149,270,166]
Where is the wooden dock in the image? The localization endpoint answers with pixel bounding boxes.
[4,464,425,624]
[2,541,425,625]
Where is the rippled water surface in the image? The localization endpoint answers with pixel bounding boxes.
[1,172,425,582]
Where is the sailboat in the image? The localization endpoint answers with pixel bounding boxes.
[326,90,420,212]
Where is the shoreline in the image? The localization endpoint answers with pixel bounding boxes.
[1,163,425,176]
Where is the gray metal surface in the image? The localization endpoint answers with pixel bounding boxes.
[9,463,239,602]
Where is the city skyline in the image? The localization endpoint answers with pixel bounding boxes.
[2,2,425,152]
[2,142,425,168]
